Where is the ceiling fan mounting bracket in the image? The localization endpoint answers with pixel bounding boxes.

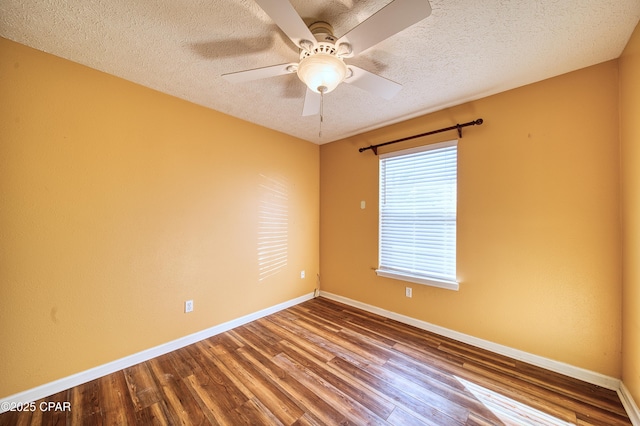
[309,21,336,40]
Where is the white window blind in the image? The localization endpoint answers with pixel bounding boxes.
[377,140,458,290]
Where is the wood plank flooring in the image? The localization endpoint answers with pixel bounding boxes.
[0,297,632,425]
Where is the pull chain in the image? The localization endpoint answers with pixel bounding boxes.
[318,86,327,139]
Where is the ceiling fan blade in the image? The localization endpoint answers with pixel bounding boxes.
[302,88,321,116]
[345,66,402,100]
[337,0,432,56]
[222,63,296,83]
[254,0,316,49]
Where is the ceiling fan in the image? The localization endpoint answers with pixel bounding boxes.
[222,0,433,117]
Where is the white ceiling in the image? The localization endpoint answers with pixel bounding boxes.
[1,0,639,144]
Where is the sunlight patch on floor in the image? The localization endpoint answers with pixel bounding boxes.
[456,376,575,426]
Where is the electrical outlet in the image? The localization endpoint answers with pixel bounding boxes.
[405,287,412,298]
[300,270,305,279]
[185,300,193,313]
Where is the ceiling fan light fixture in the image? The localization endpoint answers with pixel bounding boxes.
[297,53,347,94]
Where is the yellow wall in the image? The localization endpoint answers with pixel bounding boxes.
[320,60,622,376]
[620,22,640,406]
[0,37,319,398]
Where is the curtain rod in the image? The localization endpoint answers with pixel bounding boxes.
[358,118,483,155]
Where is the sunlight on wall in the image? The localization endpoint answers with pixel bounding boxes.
[258,174,289,281]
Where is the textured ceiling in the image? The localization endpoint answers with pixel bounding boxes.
[1,0,639,144]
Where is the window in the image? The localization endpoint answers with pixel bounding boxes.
[377,140,458,290]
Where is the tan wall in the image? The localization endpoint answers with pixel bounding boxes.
[0,38,319,398]
[620,22,640,405]
[320,60,621,376]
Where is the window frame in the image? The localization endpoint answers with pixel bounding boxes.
[376,140,459,291]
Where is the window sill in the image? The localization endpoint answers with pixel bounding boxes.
[375,269,459,291]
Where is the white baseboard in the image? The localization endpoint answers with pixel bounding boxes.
[0,292,315,414]
[319,291,621,390]
[619,382,640,426]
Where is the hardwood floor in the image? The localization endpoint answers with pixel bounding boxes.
[0,297,631,425]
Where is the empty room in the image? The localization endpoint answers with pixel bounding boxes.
[1,0,640,425]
